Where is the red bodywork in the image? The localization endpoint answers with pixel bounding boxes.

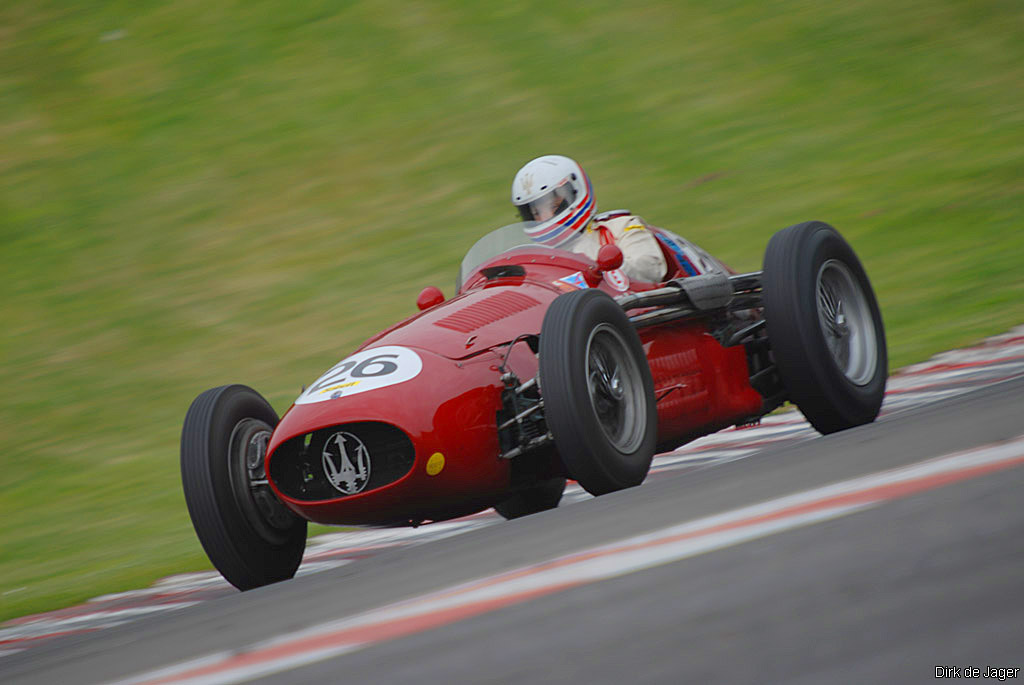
[265,239,764,525]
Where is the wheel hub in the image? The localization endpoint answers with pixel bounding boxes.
[229,419,300,544]
[586,324,645,453]
[816,259,878,386]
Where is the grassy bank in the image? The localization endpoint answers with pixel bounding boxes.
[1,0,1022,621]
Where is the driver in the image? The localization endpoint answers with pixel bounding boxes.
[511,155,668,283]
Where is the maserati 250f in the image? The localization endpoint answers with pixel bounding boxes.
[181,220,886,589]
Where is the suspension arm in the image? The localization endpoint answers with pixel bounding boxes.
[617,271,763,327]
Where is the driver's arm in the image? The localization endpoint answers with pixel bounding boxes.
[604,216,668,283]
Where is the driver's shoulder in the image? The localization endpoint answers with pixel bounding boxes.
[592,209,650,234]
[594,209,633,222]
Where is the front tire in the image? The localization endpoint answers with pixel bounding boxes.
[539,289,657,496]
[762,221,887,434]
[181,384,307,590]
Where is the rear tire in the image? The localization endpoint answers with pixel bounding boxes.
[539,289,657,496]
[494,477,566,520]
[762,221,887,434]
[181,384,307,590]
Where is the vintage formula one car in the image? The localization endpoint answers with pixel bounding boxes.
[181,219,886,590]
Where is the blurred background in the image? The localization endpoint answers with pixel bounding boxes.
[1,0,1022,621]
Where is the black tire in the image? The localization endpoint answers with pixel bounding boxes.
[762,221,888,434]
[494,477,567,520]
[181,384,307,590]
[539,289,657,496]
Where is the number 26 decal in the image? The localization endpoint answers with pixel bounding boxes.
[296,346,423,404]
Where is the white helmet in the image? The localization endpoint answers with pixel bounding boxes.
[511,155,595,247]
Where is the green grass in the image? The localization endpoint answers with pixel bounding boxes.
[1,0,1022,622]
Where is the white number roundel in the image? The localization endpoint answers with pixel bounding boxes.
[295,346,423,405]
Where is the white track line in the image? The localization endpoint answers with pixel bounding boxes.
[0,604,201,642]
[114,434,1024,685]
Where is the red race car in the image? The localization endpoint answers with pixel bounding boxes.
[181,220,886,590]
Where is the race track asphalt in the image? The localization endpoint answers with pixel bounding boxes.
[5,374,1024,684]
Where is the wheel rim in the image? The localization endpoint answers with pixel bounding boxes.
[816,259,878,386]
[585,323,646,453]
[228,418,299,545]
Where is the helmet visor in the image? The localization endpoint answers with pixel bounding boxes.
[515,183,577,223]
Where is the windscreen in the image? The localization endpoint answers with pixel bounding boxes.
[457,222,550,289]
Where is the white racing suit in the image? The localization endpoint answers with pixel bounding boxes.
[569,210,669,283]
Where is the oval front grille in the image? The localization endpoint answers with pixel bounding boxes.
[269,422,415,501]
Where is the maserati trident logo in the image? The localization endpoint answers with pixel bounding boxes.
[322,431,371,495]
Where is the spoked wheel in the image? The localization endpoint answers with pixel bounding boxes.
[494,477,567,520]
[762,221,888,434]
[181,384,307,590]
[539,289,657,496]
[586,323,650,453]
[816,259,879,386]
